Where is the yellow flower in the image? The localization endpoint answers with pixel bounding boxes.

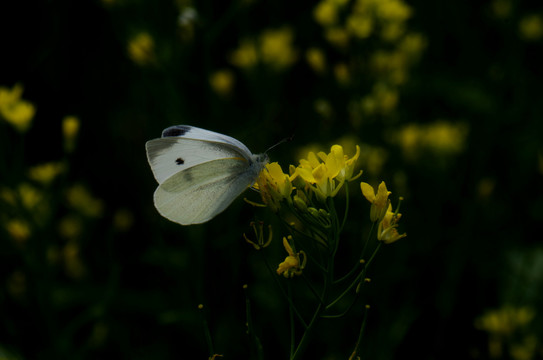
[375,0,412,22]
[0,83,35,133]
[334,63,350,85]
[18,183,43,211]
[276,236,306,278]
[28,162,65,185]
[63,116,80,152]
[325,27,350,48]
[6,219,31,243]
[260,27,297,70]
[296,145,360,201]
[346,13,373,38]
[254,162,293,212]
[65,184,104,217]
[306,47,327,74]
[128,32,156,66]
[475,306,535,336]
[230,39,259,69]
[377,203,406,244]
[360,181,390,222]
[314,0,339,26]
[209,69,235,97]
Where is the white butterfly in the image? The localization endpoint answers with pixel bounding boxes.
[145,125,269,225]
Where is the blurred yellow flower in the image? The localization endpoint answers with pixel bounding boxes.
[66,184,104,217]
[58,215,83,239]
[0,83,36,133]
[277,236,306,278]
[28,162,65,185]
[230,39,258,69]
[380,22,405,41]
[18,183,43,211]
[63,239,86,279]
[476,306,538,360]
[375,0,411,22]
[113,208,134,231]
[346,14,373,38]
[399,33,427,60]
[314,0,340,27]
[260,27,297,70]
[394,120,469,160]
[306,47,327,74]
[325,27,350,48]
[209,69,235,97]
[6,219,31,243]
[476,306,535,336]
[230,27,297,71]
[360,181,390,222]
[63,115,80,152]
[128,32,156,66]
[490,0,511,19]
[519,14,543,41]
[334,63,350,85]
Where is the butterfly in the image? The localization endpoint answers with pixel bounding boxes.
[145,125,269,225]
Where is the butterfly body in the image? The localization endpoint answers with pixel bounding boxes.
[146,125,268,225]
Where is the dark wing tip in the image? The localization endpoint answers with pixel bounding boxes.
[162,125,192,138]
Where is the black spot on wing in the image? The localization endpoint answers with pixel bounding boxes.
[162,125,192,138]
[176,157,185,165]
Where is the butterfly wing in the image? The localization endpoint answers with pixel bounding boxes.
[146,137,248,184]
[153,157,259,225]
[160,125,253,157]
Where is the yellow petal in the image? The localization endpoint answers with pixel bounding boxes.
[375,181,390,208]
[360,182,376,203]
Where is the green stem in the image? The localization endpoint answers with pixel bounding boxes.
[288,283,295,358]
[349,305,371,359]
[326,242,382,311]
[260,251,308,328]
[339,181,350,232]
[333,221,376,285]
[290,234,335,360]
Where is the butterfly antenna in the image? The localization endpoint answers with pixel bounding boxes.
[265,134,294,154]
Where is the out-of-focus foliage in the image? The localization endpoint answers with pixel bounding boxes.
[1,0,543,359]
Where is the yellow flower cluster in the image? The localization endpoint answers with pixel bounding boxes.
[296,145,361,202]
[314,0,415,45]
[230,27,297,71]
[255,144,361,211]
[393,120,469,161]
[249,144,406,281]
[28,162,65,185]
[311,0,425,119]
[0,83,36,133]
[475,306,538,360]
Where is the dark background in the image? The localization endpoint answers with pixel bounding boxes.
[1,0,542,359]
